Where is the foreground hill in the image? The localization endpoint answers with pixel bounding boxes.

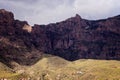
[0,9,120,66]
[0,54,120,80]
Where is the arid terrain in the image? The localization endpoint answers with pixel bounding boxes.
[0,54,120,80]
[0,9,120,80]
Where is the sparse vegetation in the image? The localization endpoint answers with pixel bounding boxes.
[0,54,120,80]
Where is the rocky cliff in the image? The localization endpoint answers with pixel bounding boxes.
[0,9,42,66]
[0,9,120,66]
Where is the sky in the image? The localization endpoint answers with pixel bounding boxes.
[0,0,120,25]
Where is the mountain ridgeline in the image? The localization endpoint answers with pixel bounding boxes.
[0,9,120,65]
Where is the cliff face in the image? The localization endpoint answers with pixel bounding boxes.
[0,9,42,66]
[32,14,120,60]
[0,9,120,65]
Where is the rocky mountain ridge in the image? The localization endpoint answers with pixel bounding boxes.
[0,9,120,66]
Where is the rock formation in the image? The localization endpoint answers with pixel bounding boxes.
[0,9,120,66]
[32,14,120,61]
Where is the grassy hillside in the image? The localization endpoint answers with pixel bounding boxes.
[0,54,120,80]
[0,62,29,80]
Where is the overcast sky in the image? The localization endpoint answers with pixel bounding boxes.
[0,0,120,25]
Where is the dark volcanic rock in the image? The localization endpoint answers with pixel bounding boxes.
[32,14,120,60]
[0,9,120,66]
[0,9,14,24]
[0,9,42,66]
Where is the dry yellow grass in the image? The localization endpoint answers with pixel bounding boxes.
[0,54,120,80]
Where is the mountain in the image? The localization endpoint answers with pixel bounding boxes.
[32,14,120,61]
[0,9,120,66]
[0,9,42,66]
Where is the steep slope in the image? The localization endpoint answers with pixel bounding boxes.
[0,9,42,66]
[32,14,120,61]
[0,62,25,80]
[0,9,120,67]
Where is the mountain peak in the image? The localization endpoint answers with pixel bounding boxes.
[74,14,82,20]
[75,14,81,18]
[0,9,14,25]
[70,14,82,24]
[0,9,7,13]
[66,14,82,23]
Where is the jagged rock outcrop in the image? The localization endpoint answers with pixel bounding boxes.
[0,9,120,66]
[0,9,14,26]
[0,9,42,66]
[31,14,120,60]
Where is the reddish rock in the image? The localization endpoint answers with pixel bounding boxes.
[0,9,14,25]
[32,14,120,60]
[0,9,120,66]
